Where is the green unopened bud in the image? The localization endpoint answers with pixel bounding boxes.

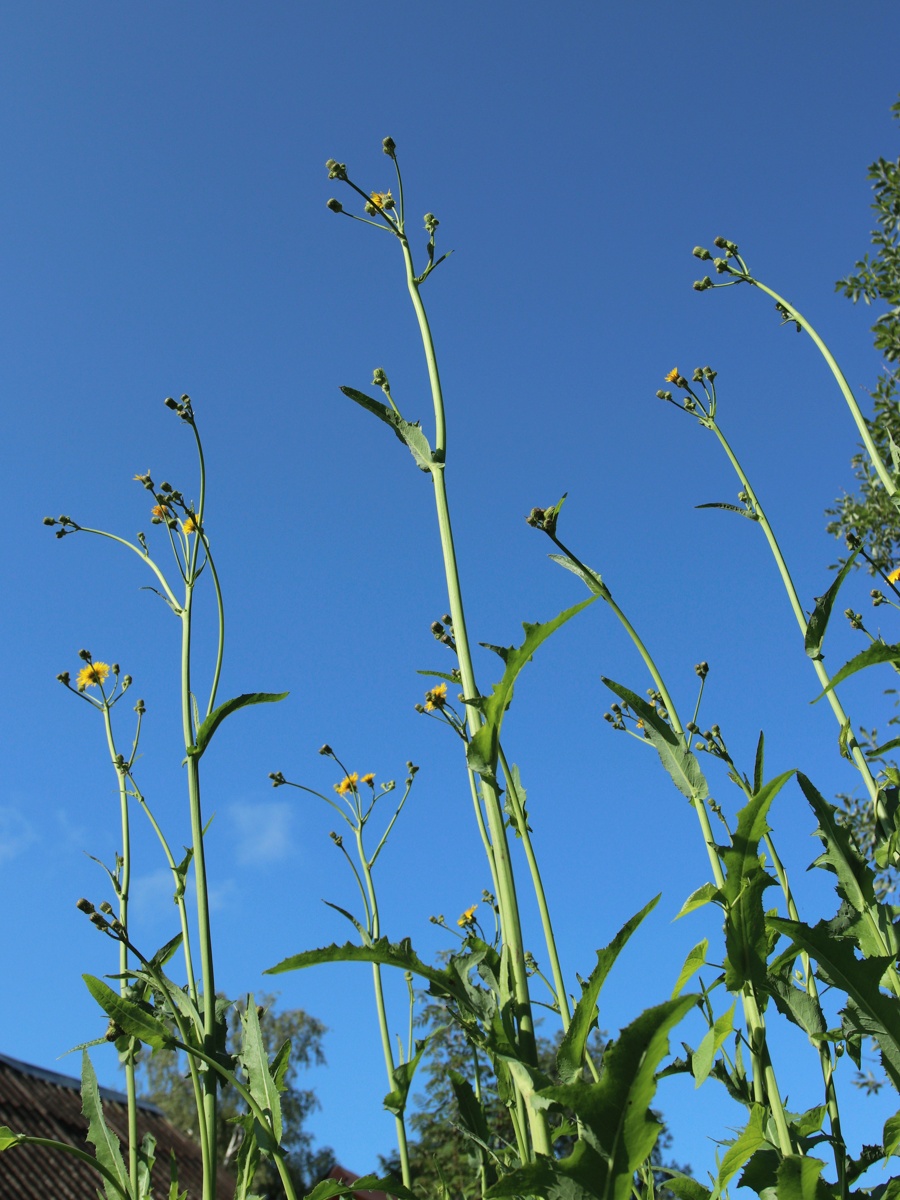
[692,246,712,260]
[703,366,717,380]
[372,368,388,388]
[326,198,343,213]
[319,744,334,757]
[57,671,70,686]
[268,771,286,787]
[424,212,439,234]
[695,661,710,678]
[713,236,728,249]
[99,900,114,915]
[325,159,348,181]
[693,276,713,291]
[78,649,91,661]
[657,389,673,400]
[382,136,396,156]
[43,516,56,526]
[134,698,145,715]
[122,675,132,690]
[713,257,729,273]
[692,368,704,382]
[76,897,95,914]
[163,396,179,410]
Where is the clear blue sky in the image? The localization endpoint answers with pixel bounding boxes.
[3,0,900,1185]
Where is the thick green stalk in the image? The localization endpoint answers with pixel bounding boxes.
[101,704,138,1199]
[398,234,549,1156]
[180,588,217,1200]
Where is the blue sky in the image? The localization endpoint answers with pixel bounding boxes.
[3,0,900,1186]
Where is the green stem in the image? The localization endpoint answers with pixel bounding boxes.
[180,588,217,1200]
[13,1136,129,1198]
[398,234,549,1155]
[746,275,895,497]
[355,824,412,1189]
[100,703,138,1199]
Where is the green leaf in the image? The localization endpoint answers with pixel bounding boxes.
[885,1109,900,1159]
[557,896,660,1085]
[81,1050,129,1200]
[137,1133,156,1200]
[692,1001,736,1087]
[340,386,435,472]
[187,692,288,759]
[665,1177,711,1200]
[805,550,860,659]
[695,501,758,519]
[466,598,597,781]
[762,965,826,1040]
[239,994,284,1151]
[775,1154,829,1200]
[753,731,765,794]
[797,772,897,957]
[449,1069,492,1145]
[602,678,709,801]
[675,883,720,919]
[768,917,900,1081]
[83,975,175,1050]
[266,937,465,1004]
[0,1127,21,1153]
[233,1120,262,1200]
[548,552,610,598]
[811,641,900,702]
[716,1105,771,1195]
[671,940,708,998]
[383,1037,430,1117]
[306,1175,415,1200]
[542,996,697,1200]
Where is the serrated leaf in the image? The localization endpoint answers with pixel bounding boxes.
[239,994,283,1151]
[83,975,175,1050]
[775,1154,829,1200]
[695,501,757,518]
[665,1177,711,1200]
[805,551,859,659]
[885,1109,900,1159]
[383,1037,430,1117]
[671,940,708,998]
[557,896,660,1085]
[81,1051,129,1200]
[306,1176,415,1200]
[323,901,372,946]
[675,883,720,919]
[811,641,900,702]
[762,966,826,1040]
[602,678,708,801]
[188,692,288,758]
[716,1105,771,1194]
[466,598,597,782]
[266,937,463,1003]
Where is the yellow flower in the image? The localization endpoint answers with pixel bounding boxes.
[425,682,448,711]
[370,190,393,209]
[76,662,111,691]
[182,515,199,535]
[335,773,359,796]
[888,567,900,584]
[150,504,170,518]
[665,367,680,384]
[457,904,478,928]
[360,773,376,786]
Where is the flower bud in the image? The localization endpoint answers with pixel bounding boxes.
[713,236,728,249]
[78,649,91,661]
[268,771,286,787]
[319,744,334,757]
[693,276,713,291]
[164,397,179,410]
[99,900,114,915]
[692,246,712,260]
[424,213,439,234]
[76,897,95,914]
[43,516,56,526]
[57,672,70,686]
[382,136,396,156]
[695,661,709,678]
[327,198,343,213]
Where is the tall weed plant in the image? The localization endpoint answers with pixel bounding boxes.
[3,132,900,1200]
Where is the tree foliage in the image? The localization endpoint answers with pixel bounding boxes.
[826,96,900,573]
[138,994,334,1198]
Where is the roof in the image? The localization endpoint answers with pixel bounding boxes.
[0,1052,234,1198]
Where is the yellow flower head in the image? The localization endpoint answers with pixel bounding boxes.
[457,904,478,928]
[151,504,170,518]
[360,773,376,787]
[370,190,393,209]
[665,367,680,384]
[76,662,111,691]
[425,682,448,711]
[335,773,359,796]
[182,515,199,535]
[888,567,900,585]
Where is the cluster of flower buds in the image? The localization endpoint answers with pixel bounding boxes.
[525,495,566,537]
[845,608,865,631]
[163,394,195,423]
[42,514,80,539]
[76,896,125,938]
[695,661,710,679]
[268,771,286,787]
[430,614,456,650]
[325,159,348,182]
[424,212,439,235]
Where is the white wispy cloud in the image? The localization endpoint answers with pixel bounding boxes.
[0,805,37,863]
[228,800,294,866]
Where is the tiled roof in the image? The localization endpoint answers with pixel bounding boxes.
[0,1052,234,1198]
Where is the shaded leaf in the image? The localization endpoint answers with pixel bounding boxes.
[548,552,610,598]
[671,940,708,998]
[805,550,860,659]
[602,678,708,801]
[775,1154,829,1200]
[341,386,434,472]
[239,994,283,1151]
[716,1105,771,1193]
